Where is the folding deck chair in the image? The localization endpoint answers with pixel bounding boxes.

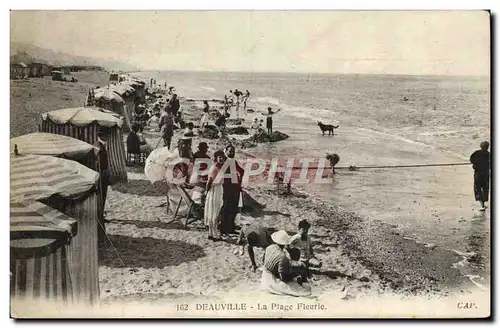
[172,185,204,228]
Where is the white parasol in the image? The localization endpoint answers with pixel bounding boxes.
[144,147,194,214]
[145,147,193,187]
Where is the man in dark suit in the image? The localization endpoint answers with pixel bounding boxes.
[95,130,110,244]
[470,141,490,211]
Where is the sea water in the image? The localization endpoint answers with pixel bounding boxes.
[136,70,490,284]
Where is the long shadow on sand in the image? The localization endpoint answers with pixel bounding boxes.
[242,206,292,218]
[107,218,210,233]
[106,219,186,230]
[99,234,206,269]
[310,269,353,280]
[111,179,166,197]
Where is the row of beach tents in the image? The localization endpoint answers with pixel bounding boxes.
[87,75,146,132]
[10,75,147,306]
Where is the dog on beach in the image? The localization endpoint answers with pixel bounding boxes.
[326,153,340,174]
[318,121,339,136]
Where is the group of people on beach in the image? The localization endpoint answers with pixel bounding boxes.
[224,89,251,118]
[131,82,318,296]
[124,75,492,300]
[169,134,321,296]
[149,78,174,94]
[236,219,324,296]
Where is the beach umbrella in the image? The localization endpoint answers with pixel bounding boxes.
[145,147,188,184]
[144,147,194,194]
[10,132,98,159]
[10,201,78,302]
[144,147,196,216]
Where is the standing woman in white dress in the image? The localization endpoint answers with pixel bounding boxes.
[200,101,210,129]
[204,150,226,241]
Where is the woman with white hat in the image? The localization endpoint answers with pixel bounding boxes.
[260,230,312,297]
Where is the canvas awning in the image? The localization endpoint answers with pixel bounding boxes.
[10,154,99,202]
[94,87,125,103]
[113,83,135,95]
[10,132,98,158]
[41,107,123,128]
[10,201,78,249]
[126,78,145,87]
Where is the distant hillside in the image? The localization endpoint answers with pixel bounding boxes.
[10,42,138,71]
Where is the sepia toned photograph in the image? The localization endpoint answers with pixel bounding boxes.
[8,10,490,318]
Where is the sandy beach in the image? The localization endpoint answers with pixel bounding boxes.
[9,70,489,316]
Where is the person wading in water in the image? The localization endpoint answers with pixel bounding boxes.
[261,107,281,135]
[470,141,490,211]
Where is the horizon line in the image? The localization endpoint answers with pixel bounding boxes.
[12,41,488,79]
[122,68,489,78]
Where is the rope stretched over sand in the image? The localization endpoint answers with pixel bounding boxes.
[304,162,471,171]
[240,149,471,171]
[149,146,472,172]
[273,163,471,170]
[341,162,471,171]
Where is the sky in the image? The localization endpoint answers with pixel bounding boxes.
[10,10,490,75]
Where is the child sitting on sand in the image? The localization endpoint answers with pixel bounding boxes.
[250,118,263,135]
[287,247,309,285]
[289,219,322,269]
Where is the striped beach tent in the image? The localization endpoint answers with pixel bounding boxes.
[11,154,100,304]
[10,201,78,303]
[125,77,146,101]
[10,132,99,170]
[94,86,133,132]
[10,133,106,243]
[39,106,128,183]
